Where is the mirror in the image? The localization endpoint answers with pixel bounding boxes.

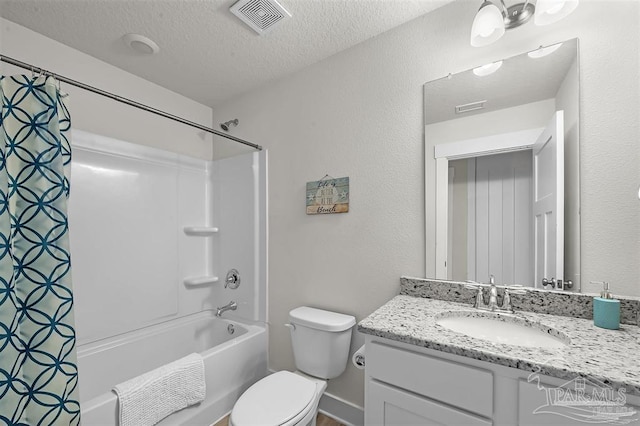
[424,39,580,291]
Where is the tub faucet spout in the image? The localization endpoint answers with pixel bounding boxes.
[216,301,237,317]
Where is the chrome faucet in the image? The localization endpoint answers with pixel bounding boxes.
[465,276,526,313]
[216,300,237,317]
[486,275,499,311]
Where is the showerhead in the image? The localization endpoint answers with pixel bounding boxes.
[220,119,239,131]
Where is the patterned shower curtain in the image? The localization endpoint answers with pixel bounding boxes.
[0,75,79,425]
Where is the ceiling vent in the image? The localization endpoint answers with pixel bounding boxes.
[455,100,487,115]
[230,0,292,35]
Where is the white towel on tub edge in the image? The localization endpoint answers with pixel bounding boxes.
[112,352,206,426]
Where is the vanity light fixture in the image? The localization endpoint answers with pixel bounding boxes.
[527,42,563,58]
[473,60,503,76]
[470,0,579,47]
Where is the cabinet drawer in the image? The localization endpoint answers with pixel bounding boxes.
[367,341,493,418]
[367,379,492,426]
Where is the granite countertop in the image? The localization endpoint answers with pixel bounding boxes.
[358,295,640,396]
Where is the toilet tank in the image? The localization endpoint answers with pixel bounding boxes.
[288,307,356,380]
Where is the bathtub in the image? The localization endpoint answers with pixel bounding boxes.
[78,311,267,425]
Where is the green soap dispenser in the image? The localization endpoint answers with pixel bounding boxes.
[592,281,620,330]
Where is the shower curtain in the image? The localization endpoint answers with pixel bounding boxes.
[0,75,79,425]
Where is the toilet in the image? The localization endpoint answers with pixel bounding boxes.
[230,306,356,426]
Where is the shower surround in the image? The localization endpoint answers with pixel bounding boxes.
[68,130,268,424]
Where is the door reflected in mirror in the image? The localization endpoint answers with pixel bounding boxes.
[424,38,580,291]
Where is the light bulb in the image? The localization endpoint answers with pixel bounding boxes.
[547,3,564,14]
[473,61,503,77]
[534,0,579,26]
[470,1,505,47]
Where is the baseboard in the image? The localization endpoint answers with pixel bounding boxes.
[318,392,364,426]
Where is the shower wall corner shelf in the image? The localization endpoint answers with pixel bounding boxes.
[183,226,219,236]
[183,276,219,286]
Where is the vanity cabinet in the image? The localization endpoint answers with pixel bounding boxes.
[365,337,640,426]
[366,340,494,425]
[368,380,491,425]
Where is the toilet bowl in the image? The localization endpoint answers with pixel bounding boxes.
[229,371,326,426]
[229,307,355,426]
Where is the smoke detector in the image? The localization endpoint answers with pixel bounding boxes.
[230,0,292,35]
[122,33,160,55]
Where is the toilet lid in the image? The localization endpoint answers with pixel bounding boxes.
[231,371,316,426]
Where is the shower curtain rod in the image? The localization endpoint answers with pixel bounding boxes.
[0,54,262,151]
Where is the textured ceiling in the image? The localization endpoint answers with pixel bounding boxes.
[0,0,453,108]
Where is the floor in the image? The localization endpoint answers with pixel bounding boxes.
[214,412,345,426]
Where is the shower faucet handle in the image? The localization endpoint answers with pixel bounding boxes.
[225,269,241,289]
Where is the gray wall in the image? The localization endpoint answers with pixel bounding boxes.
[215,0,640,407]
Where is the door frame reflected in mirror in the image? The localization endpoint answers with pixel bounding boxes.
[435,112,567,290]
[434,127,543,282]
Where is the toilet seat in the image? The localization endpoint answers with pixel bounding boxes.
[230,371,317,426]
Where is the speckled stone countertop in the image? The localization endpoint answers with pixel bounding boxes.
[358,295,640,396]
[400,276,640,325]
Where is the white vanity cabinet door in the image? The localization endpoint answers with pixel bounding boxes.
[367,341,494,418]
[518,378,640,425]
[368,380,493,426]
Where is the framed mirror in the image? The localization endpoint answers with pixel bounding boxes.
[424,38,580,291]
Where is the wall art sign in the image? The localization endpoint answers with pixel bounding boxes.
[306,176,349,215]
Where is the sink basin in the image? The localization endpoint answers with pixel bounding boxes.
[435,312,569,348]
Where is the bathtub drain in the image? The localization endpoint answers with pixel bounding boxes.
[227,324,235,335]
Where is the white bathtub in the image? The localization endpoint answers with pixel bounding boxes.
[78,311,267,425]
